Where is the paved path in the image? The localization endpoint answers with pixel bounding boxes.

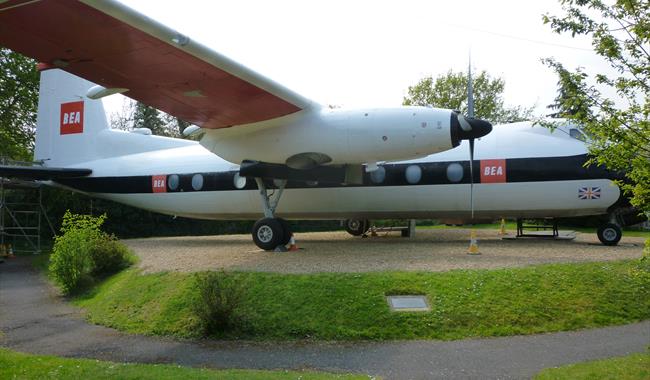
[1,257,648,379]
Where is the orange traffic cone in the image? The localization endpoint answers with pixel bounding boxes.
[467,230,480,255]
[288,234,299,251]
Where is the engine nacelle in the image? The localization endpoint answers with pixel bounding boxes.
[200,106,490,168]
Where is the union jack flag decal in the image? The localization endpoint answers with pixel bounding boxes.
[579,187,601,200]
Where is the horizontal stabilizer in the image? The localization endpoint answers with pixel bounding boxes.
[0,165,92,180]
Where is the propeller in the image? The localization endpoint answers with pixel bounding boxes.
[448,59,492,219]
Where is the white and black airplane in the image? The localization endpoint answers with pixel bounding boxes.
[0,0,641,249]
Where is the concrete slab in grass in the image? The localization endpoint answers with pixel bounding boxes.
[387,295,430,312]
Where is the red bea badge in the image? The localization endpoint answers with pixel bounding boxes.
[60,101,84,135]
[151,175,167,193]
[480,159,507,183]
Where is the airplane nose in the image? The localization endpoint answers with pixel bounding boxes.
[450,112,493,147]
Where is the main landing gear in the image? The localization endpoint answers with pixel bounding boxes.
[251,178,292,250]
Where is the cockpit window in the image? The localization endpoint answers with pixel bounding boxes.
[569,128,586,142]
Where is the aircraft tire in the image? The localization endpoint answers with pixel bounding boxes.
[276,217,292,246]
[252,218,285,250]
[597,223,622,246]
[344,219,369,236]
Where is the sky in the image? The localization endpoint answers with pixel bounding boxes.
[110,0,608,118]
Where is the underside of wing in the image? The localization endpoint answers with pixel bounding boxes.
[0,0,314,129]
[0,165,92,180]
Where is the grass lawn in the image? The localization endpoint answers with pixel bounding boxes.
[0,348,371,380]
[73,259,650,341]
[534,352,649,380]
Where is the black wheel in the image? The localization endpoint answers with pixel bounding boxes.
[597,223,622,246]
[344,219,369,236]
[276,217,292,246]
[252,218,285,250]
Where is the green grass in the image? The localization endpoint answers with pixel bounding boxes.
[534,352,649,380]
[74,259,650,341]
[0,348,369,380]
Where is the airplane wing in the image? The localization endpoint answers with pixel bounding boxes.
[0,165,92,180]
[0,0,315,129]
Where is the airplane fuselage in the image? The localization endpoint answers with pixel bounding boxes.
[54,121,622,222]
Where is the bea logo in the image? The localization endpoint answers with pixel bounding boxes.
[480,159,507,183]
[151,175,167,193]
[60,101,84,135]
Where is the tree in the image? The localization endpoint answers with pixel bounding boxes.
[542,0,649,212]
[546,76,589,118]
[162,113,190,138]
[109,98,136,132]
[133,102,167,136]
[0,49,39,161]
[114,99,186,138]
[403,70,533,124]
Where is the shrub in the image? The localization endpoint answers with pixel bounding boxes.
[191,271,244,336]
[49,211,133,294]
[89,234,134,276]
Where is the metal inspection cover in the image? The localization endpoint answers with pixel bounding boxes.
[387,295,430,312]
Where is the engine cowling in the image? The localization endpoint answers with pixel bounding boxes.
[199,106,491,168]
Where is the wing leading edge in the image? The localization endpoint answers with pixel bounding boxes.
[0,0,315,129]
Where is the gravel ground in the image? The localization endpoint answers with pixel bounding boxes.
[125,228,646,274]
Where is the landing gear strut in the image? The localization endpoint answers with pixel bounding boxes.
[251,178,292,250]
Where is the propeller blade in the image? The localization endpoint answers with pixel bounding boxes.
[467,55,476,219]
[467,58,474,118]
[469,138,475,219]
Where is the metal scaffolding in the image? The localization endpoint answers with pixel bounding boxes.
[0,177,55,255]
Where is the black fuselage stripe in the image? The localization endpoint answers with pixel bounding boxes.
[55,154,621,194]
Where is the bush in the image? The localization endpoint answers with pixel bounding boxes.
[49,211,133,294]
[191,271,244,336]
[89,234,134,276]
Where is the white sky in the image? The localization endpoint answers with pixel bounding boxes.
[109,0,608,117]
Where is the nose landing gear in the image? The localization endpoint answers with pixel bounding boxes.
[597,223,622,246]
[596,208,631,246]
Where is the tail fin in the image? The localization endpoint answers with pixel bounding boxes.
[34,69,110,167]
